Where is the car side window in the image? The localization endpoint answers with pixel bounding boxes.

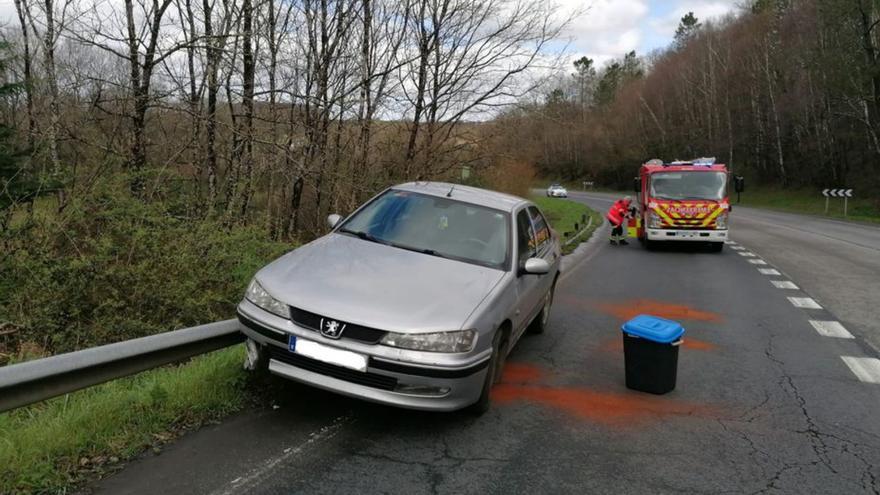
[516,209,536,265]
[528,207,551,254]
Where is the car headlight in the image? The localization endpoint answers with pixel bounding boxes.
[380,329,477,353]
[245,279,291,319]
[715,211,729,229]
[649,211,663,228]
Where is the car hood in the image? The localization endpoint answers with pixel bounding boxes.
[255,233,506,333]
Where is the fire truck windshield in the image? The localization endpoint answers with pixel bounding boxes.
[649,171,727,201]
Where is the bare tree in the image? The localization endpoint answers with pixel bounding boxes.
[403,0,568,179]
[25,0,72,206]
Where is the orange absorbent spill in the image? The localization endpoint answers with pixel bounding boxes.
[594,299,722,323]
[493,384,711,426]
[495,361,714,426]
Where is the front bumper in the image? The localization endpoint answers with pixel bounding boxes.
[237,303,490,411]
[646,228,727,242]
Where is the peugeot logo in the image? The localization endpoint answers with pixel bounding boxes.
[320,318,346,339]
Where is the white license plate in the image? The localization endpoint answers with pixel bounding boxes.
[288,336,368,372]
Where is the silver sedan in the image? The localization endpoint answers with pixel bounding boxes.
[237,182,561,413]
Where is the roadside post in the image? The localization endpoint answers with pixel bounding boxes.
[822,189,853,216]
[583,181,594,191]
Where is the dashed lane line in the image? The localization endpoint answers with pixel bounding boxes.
[736,242,880,386]
[788,297,822,309]
[809,320,854,339]
[770,280,799,290]
[841,357,880,384]
[730,246,745,250]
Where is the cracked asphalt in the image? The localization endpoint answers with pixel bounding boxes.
[85,193,880,495]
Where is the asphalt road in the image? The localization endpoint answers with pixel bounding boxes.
[85,193,880,495]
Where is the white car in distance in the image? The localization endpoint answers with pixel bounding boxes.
[546,184,568,198]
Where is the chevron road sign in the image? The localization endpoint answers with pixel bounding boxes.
[822,189,854,216]
[822,189,853,198]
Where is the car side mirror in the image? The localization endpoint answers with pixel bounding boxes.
[522,257,550,275]
[327,213,342,229]
[633,177,640,193]
[734,176,745,193]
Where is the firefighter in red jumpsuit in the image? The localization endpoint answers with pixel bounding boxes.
[606,196,633,245]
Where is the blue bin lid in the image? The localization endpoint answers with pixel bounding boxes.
[621,315,685,343]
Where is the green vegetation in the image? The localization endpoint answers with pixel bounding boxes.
[0,173,293,493]
[532,196,601,254]
[0,174,292,362]
[0,345,248,494]
[737,188,880,224]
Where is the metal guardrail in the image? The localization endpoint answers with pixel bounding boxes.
[0,319,244,413]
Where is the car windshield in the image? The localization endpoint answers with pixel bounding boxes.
[338,190,510,270]
[650,171,727,201]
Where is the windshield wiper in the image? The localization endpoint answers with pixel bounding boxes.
[386,242,448,259]
[339,228,386,245]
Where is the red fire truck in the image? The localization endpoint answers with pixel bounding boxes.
[632,158,744,252]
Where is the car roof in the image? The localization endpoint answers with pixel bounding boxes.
[392,182,528,212]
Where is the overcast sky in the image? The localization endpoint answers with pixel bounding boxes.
[557,0,742,67]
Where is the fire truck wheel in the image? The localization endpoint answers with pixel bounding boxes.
[528,281,556,335]
[709,242,724,253]
[644,238,656,251]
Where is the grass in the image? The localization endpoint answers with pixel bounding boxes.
[736,188,880,223]
[0,345,248,494]
[532,195,602,254]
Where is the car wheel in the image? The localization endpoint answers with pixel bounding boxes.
[470,328,506,415]
[709,242,724,253]
[528,280,556,335]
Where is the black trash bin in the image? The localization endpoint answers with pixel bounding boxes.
[621,315,685,394]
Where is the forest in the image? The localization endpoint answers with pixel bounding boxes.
[1,0,879,359]
[497,0,880,192]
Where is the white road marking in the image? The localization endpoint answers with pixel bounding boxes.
[758,268,781,275]
[725,240,737,245]
[841,357,880,384]
[730,246,745,251]
[809,320,854,339]
[748,259,768,265]
[211,416,352,495]
[788,297,822,309]
[771,280,799,290]
[738,252,756,257]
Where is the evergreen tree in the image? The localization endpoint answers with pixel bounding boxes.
[674,12,702,48]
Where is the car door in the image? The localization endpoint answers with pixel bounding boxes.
[527,206,557,308]
[513,207,544,336]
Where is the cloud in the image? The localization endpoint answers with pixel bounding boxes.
[649,0,740,42]
[555,0,650,67]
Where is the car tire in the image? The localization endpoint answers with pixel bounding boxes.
[709,242,724,253]
[528,280,556,335]
[469,328,506,415]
